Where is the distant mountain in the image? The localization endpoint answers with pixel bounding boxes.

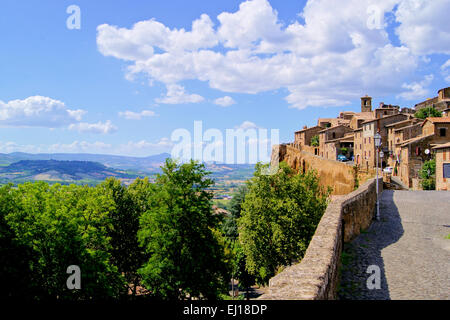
[0,152,256,173]
[0,153,257,190]
[0,152,172,172]
[0,160,144,184]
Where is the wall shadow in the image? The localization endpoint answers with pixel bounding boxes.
[338,190,404,300]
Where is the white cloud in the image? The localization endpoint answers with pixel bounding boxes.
[155,84,204,104]
[68,120,118,134]
[236,121,258,130]
[0,96,86,128]
[397,74,434,100]
[395,0,450,55]
[97,0,447,110]
[119,109,156,120]
[441,59,450,84]
[214,96,236,107]
[48,141,113,153]
[0,141,44,154]
[0,138,173,157]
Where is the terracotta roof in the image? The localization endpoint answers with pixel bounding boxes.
[432,142,450,150]
[318,124,352,133]
[352,112,375,120]
[295,125,322,134]
[421,117,450,126]
[361,113,408,125]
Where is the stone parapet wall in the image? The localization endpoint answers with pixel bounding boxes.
[259,178,382,300]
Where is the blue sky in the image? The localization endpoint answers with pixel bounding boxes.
[1,0,449,157]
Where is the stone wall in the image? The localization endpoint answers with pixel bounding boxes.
[274,144,374,195]
[259,178,382,300]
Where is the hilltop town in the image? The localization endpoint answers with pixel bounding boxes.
[284,86,450,191]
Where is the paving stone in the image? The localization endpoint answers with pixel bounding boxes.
[338,190,450,300]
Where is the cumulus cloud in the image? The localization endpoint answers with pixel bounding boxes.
[395,0,450,55]
[397,74,434,100]
[0,96,86,128]
[155,84,204,104]
[441,59,450,83]
[214,96,236,107]
[97,0,449,109]
[236,121,258,130]
[68,120,118,134]
[119,109,156,120]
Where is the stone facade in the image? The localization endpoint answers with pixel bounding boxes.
[361,114,409,169]
[415,86,450,112]
[294,125,322,147]
[386,119,423,168]
[433,143,450,191]
[259,178,382,300]
[319,125,353,159]
[276,144,374,195]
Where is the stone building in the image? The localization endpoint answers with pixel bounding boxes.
[374,102,400,119]
[433,143,450,191]
[319,125,353,159]
[398,134,436,188]
[361,95,372,113]
[397,117,450,188]
[294,125,323,147]
[323,134,354,161]
[349,112,375,130]
[385,119,423,168]
[421,117,450,138]
[360,114,409,169]
[354,128,363,165]
[414,87,450,112]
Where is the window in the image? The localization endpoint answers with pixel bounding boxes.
[444,163,450,179]
[439,128,446,137]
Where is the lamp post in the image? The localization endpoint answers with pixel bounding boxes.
[374,132,382,221]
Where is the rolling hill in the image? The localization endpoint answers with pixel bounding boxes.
[0,160,144,185]
[0,153,257,196]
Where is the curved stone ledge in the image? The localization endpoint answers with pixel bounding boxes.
[259,178,382,300]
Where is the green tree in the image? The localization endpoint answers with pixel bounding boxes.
[138,159,229,300]
[238,162,330,284]
[420,158,436,190]
[4,182,124,300]
[221,185,248,240]
[340,147,348,156]
[415,106,442,119]
[311,135,320,147]
[218,185,255,299]
[99,178,151,298]
[0,184,34,299]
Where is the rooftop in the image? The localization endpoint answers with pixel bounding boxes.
[421,117,450,126]
[432,142,450,150]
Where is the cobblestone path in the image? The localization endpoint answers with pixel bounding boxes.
[338,190,450,300]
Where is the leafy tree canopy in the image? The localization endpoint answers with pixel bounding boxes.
[238,162,330,284]
[415,106,442,119]
[138,159,229,300]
